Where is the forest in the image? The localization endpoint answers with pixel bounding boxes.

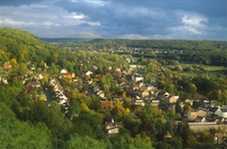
[1,28,227,149]
[44,38,227,66]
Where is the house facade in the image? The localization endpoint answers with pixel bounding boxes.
[187,109,207,121]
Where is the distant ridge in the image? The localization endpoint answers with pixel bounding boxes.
[43,37,227,51]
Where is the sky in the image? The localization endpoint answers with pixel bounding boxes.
[0,0,226,40]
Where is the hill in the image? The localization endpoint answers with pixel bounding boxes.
[0,27,59,64]
[43,38,227,51]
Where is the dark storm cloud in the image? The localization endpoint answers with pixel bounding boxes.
[0,0,226,40]
[55,0,175,37]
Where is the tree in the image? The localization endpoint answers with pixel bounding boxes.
[186,83,197,97]
[166,84,176,94]
[157,80,166,89]
[137,105,161,122]
[67,134,111,149]
[73,111,105,139]
[175,101,183,115]
[165,137,183,149]
[165,121,173,135]
[0,102,54,149]
[112,134,154,149]
[155,119,166,141]
[133,134,153,149]
[30,101,73,147]
[222,90,227,104]
[174,65,183,72]
[216,89,222,102]
[68,100,80,118]
[39,93,47,101]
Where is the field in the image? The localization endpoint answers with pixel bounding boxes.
[167,63,227,79]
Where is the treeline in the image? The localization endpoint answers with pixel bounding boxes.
[45,38,227,66]
[134,50,227,66]
[43,38,227,51]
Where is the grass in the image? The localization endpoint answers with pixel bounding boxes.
[167,63,227,79]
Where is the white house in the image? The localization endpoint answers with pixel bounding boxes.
[215,107,227,118]
[134,99,145,106]
[59,99,67,105]
[86,71,93,76]
[60,69,67,74]
[105,119,121,136]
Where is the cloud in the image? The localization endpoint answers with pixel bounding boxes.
[0,18,35,27]
[182,14,207,27]
[120,34,149,40]
[65,12,87,19]
[185,26,201,35]
[0,17,60,28]
[0,0,43,6]
[173,11,209,35]
[0,0,226,40]
[55,0,169,37]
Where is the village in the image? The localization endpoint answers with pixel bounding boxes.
[1,58,227,144]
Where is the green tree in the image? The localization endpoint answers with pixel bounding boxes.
[39,93,47,101]
[0,102,54,148]
[68,100,81,118]
[186,83,197,97]
[67,134,111,149]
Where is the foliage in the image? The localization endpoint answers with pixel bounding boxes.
[66,133,111,149]
[1,28,226,148]
[0,27,61,65]
[0,102,54,148]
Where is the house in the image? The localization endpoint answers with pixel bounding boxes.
[34,74,44,80]
[142,89,150,98]
[85,71,93,76]
[93,65,98,70]
[147,85,156,92]
[87,80,93,85]
[150,100,160,106]
[164,131,172,139]
[168,96,179,104]
[104,119,121,136]
[113,97,123,104]
[184,99,194,106]
[112,72,122,78]
[164,92,170,98]
[60,69,67,74]
[3,61,12,70]
[50,79,57,86]
[108,66,112,70]
[129,65,137,71]
[61,102,70,114]
[102,101,113,111]
[126,57,131,63]
[132,74,144,82]
[71,73,75,78]
[134,98,145,106]
[214,132,227,144]
[115,68,121,72]
[97,90,106,99]
[206,106,218,117]
[59,99,67,104]
[26,81,41,93]
[195,116,206,122]
[187,109,207,121]
[0,77,8,84]
[215,107,227,119]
